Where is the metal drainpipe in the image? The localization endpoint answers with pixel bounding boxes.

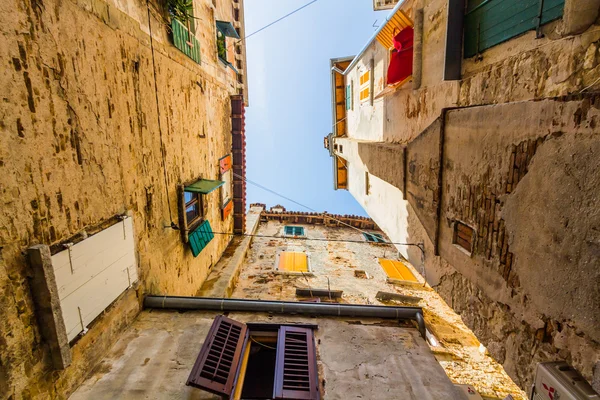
[412,8,424,90]
[144,296,427,339]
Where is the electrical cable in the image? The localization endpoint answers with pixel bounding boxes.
[146,0,174,225]
[232,172,424,256]
[229,0,319,50]
[209,231,425,256]
[250,337,277,350]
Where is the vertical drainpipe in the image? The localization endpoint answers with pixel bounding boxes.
[412,8,424,90]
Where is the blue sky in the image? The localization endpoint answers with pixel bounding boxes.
[243,0,387,216]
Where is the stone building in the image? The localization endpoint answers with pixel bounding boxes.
[324,0,600,393]
[0,0,248,397]
[65,204,526,399]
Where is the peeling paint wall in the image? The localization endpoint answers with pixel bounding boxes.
[232,218,526,399]
[0,0,246,397]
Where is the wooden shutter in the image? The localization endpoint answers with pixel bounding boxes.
[463,0,565,58]
[187,315,247,398]
[274,326,319,400]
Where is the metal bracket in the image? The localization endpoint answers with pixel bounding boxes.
[63,243,75,274]
[536,0,545,38]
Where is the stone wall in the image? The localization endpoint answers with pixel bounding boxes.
[404,95,600,392]
[0,0,244,397]
[369,0,600,392]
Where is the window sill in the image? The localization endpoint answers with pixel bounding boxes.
[373,75,413,100]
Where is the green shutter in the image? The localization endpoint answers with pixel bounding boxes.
[345,84,353,111]
[464,0,565,58]
[189,220,214,257]
[171,18,201,64]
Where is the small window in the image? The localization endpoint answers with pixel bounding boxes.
[178,178,224,254]
[185,191,202,228]
[188,316,319,400]
[378,258,419,283]
[345,81,353,110]
[359,70,371,103]
[453,221,474,253]
[365,172,370,195]
[359,70,370,86]
[284,226,305,237]
[216,21,240,65]
[363,232,385,243]
[277,251,310,273]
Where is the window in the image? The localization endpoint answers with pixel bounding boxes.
[359,70,371,102]
[220,154,233,220]
[187,316,320,400]
[178,178,224,255]
[365,172,370,195]
[185,191,202,228]
[453,221,474,253]
[277,251,310,274]
[378,258,419,283]
[216,21,240,65]
[284,226,305,237]
[363,232,385,243]
[463,0,565,58]
[345,81,353,110]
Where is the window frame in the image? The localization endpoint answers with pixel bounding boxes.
[359,69,371,103]
[184,191,203,229]
[275,250,313,275]
[187,317,320,400]
[345,81,354,111]
[452,221,475,255]
[179,184,207,243]
[284,226,305,237]
[363,232,385,243]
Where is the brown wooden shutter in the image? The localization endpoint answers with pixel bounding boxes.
[274,326,319,400]
[187,315,247,398]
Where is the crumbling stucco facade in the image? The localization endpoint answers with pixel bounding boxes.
[225,205,525,399]
[0,0,247,397]
[326,0,600,392]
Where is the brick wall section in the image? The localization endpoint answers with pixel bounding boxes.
[454,137,545,288]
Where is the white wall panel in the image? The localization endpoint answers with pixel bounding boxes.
[51,217,138,341]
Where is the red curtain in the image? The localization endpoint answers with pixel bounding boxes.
[387,26,414,85]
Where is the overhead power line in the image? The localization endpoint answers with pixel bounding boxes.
[210,231,425,255]
[229,0,319,50]
[230,171,425,255]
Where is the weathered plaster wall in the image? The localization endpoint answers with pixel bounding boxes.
[231,218,526,398]
[0,0,244,397]
[345,41,387,142]
[336,137,413,261]
[401,96,600,392]
[69,310,462,400]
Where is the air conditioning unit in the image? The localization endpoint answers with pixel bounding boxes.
[531,362,599,400]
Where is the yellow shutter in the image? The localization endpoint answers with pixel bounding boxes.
[378,258,418,282]
[375,9,413,50]
[278,252,308,273]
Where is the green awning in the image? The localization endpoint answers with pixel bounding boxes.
[216,21,240,39]
[185,179,224,194]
